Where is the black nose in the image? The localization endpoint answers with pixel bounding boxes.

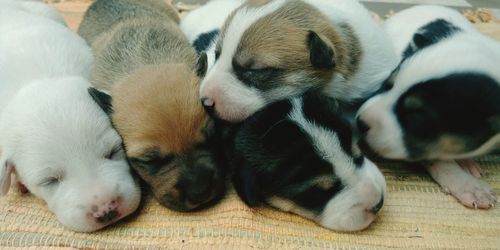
[186,166,217,205]
[369,195,384,214]
[201,97,215,114]
[357,117,370,135]
[96,210,119,223]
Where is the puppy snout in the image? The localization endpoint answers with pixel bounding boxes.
[368,195,384,214]
[186,165,218,205]
[356,117,370,135]
[91,197,121,223]
[201,97,215,114]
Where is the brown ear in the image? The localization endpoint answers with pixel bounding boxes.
[307,31,335,69]
[0,158,15,195]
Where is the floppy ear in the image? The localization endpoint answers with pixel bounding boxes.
[196,52,208,77]
[489,115,500,132]
[88,87,113,116]
[411,33,432,50]
[0,157,15,195]
[307,31,335,69]
[232,161,261,207]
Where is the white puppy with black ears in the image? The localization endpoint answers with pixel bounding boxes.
[198,0,398,123]
[357,5,499,209]
[0,0,140,232]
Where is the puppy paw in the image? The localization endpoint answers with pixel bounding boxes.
[456,159,482,178]
[425,160,497,209]
[445,178,497,209]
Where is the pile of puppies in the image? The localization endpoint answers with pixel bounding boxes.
[0,0,498,233]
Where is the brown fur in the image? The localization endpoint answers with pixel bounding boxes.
[112,64,207,157]
[219,0,361,89]
[79,0,222,211]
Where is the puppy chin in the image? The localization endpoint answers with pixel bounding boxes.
[363,134,408,160]
[212,105,258,123]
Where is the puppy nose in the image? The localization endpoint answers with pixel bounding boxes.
[201,97,215,113]
[91,197,121,223]
[186,166,216,205]
[96,210,119,223]
[369,195,384,214]
[357,117,370,135]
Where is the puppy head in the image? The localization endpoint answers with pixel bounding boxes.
[199,0,354,123]
[0,77,140,232]
[357,42,500,160]
[232,91,386,231]
[90,64,224,211]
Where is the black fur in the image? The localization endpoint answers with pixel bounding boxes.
[228,91,363,214]
[88,87,113,115]
[307,31,335,69]
[193,29,219,53]
[196,52,208,77]
[402,19,461,60]
[395,73,500,159]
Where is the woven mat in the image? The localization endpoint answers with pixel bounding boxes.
[1,2,500,249]
[1,157,499,249]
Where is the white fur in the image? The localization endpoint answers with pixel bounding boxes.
[288,99,386,231]
[199,0,398,122]
[180,0,244,43]
[180,0,244,73]
[0,0,140,232]
[358,5,500,160]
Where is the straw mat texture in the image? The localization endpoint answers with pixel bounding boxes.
[1,157,499,249]
[1,2,500,249]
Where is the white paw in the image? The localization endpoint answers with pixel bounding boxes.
[444,177,497,209]
[426,160,497,209]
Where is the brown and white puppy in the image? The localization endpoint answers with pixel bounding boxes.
[199,0,398,123]
[78,0,223,211]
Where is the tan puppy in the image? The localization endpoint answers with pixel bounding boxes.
[78,0,223,211]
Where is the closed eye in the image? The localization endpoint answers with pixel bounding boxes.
[39,177,60,187]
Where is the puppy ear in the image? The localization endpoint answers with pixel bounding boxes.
[489,115,500,132]
[232,161,261,207]
[411,33,432,50]
[88,87,113,116]
[0,158,15,195]
[307,31,335,69]
[196,52,208,77]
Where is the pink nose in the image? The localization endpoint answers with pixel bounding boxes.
[91,197,121,223]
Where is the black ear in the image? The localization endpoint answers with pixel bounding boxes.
[412,33,432,49]
[88,87,113,116]
[307,31,335,69]
[232,161,261,207]
[196,52,208,77]
[490,115,500,132]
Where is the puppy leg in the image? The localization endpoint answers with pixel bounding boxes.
[456,159,482,178]
[425,160,497,209]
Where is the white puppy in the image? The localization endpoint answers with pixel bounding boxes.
[0,0,140,232]
[357,5,499,209]
[180,0,244,69]
[199,0,398,123]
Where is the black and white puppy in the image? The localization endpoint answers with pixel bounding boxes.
[357,5,499,209]
[199,0,398,123]
[229,90,386,231]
